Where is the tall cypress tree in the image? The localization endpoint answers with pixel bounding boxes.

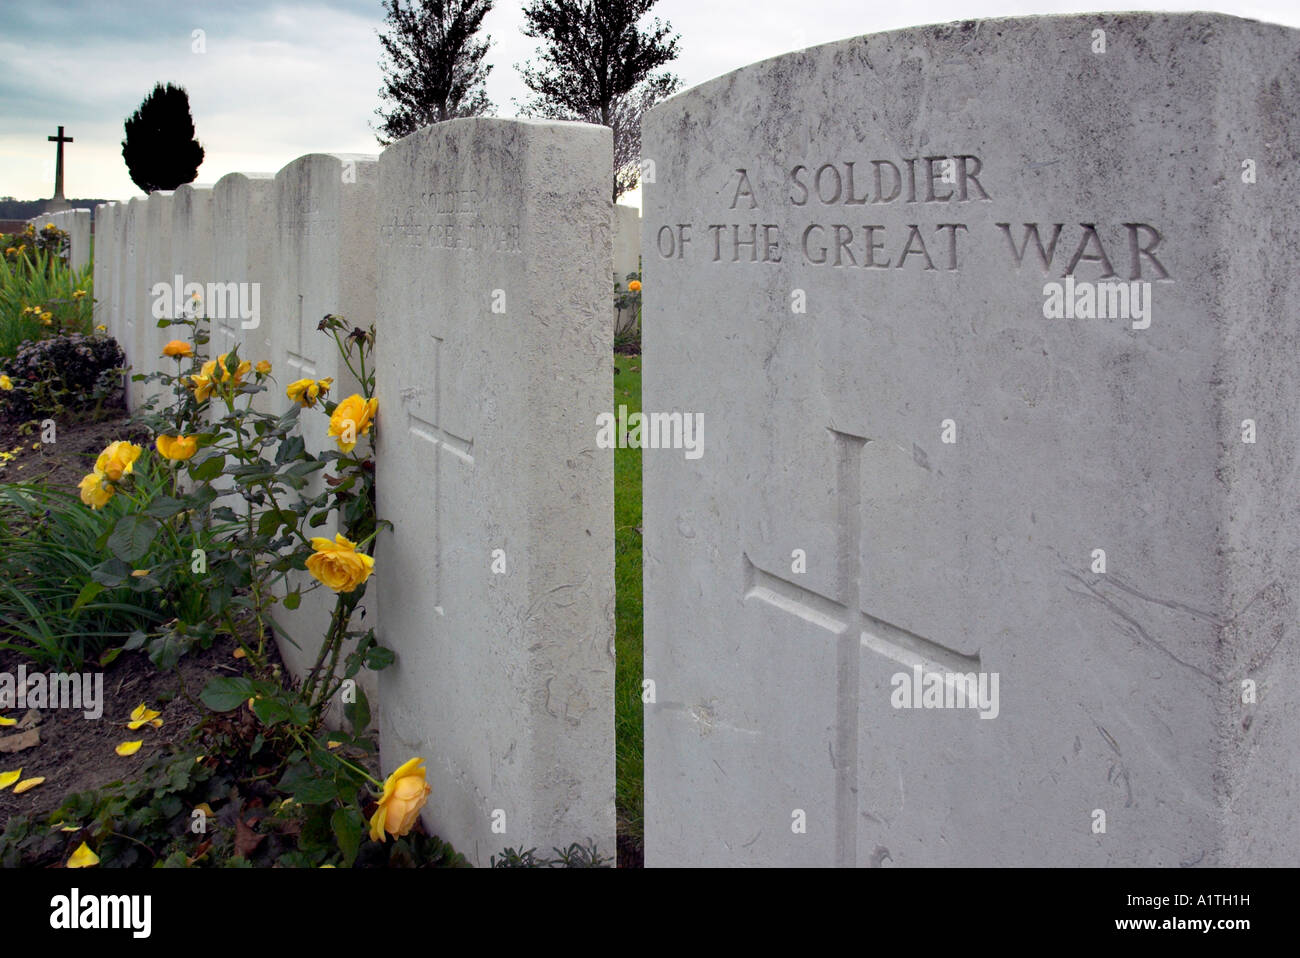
[374,0,496,146]
[121,83,205,194]
[515,0,681,201]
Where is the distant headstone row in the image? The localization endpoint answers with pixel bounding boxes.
[78,119,616,865]
[25,208,91,272]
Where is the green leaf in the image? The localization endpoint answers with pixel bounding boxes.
[365,645,395,671]
[251,696,291,725]
[70,580,104,614]
[142,495,186,519]
[344,685,370,735]
[277,765,339,805]
[199,676,256,712]
[275,434,306,465]
[331,807,364,867]
[190,454,226,482]
[108,515,160,562]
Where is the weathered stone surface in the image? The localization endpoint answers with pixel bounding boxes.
[212,172,275,409]
[134,191,174,410]
[269,154,380,722]
[375,118,615,864]
[642,12,1300,866]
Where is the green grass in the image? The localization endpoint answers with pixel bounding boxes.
[0,248,94,358]
[614,355,644,851]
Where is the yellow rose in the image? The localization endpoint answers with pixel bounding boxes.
[94,441,142,483]
[78,472,113,509]
[286,376,332,408]
[3,248,14,256]
[95,324,106,332]
[73,289,86,300]
[214,353,252,386]
[156,434,198,461]
[255,360,272,376]
[305,533,375,593]
[628,279,642,292]
[188,365,215,401]
[328,394,377,453]
[0,375,12,391]
[368,758,431,842]
[162,340,193,358]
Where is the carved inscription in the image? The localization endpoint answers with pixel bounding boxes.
[655,155,1171,280]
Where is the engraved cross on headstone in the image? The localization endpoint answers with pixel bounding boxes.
[402,335,474,616]
[286,293,318,378]
[742,428,980,867]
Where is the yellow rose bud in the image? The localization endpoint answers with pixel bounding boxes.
[188,362,216,402]
[255,360,272,375]
[95,324,106,332]
[286,376,332,408]
[94,441,142,483]
[305,533,375,593]
[628,279,642,292]
[78,472,113,509]
[368,758,431,842]
[162,340,193,358]
[73,289,86,299]
[156,434,198,461]
[0,375,12,391]
[40,312,52,322]
[327,394,377,453]
[94,440,142,483]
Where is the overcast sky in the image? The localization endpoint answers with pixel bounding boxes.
[1,0,1296,208]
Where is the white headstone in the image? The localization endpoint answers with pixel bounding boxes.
[269,153,380,721]
[134,191,174,409]
[170,185,214,331]
[212,172,275,406]
[642,13,1300,866]
[92,203,115,336]
[120,198,144,408]
[375,117,615,863]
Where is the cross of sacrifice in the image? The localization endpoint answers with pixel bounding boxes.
[47,125,72,201]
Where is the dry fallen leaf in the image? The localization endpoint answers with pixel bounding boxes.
[234,818,266,858]
[0,729,40,754]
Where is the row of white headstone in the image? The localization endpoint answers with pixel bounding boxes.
[25,208,92,272]
[57,118,618,865]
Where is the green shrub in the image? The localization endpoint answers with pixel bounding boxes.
[0,332,124,423]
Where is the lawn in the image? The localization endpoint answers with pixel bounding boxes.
[613,354,643,861]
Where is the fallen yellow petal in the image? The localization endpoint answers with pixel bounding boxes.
[67,842,99,868]
[0,769,21,789]
[13,777,44,794]
[126,706,161,729]
[326,741,342,749]
[115,740,143,756]
[233,648,247,659]
[194,803,214,817]
[149,718,163,728]
[0,716,16,726]
[130,569,150,577]
[59,825,80,833]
